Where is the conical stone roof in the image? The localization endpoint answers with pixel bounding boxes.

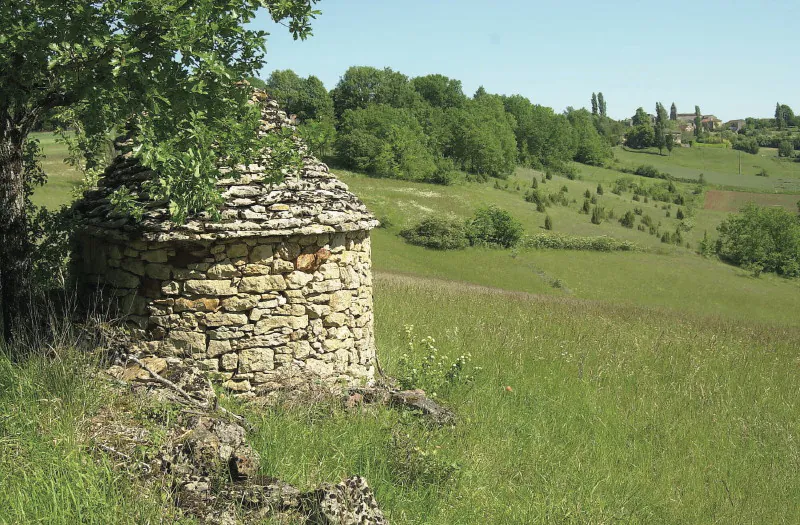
[76,93,377,243]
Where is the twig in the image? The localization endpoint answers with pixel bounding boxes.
[126,355,205,408]
[125,355,252,430]
[95,443,152,474]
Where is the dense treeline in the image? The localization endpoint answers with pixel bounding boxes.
[258,67,625,184]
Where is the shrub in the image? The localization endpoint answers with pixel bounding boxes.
[676,208,685,220]
[666,210,671,218]
[620,210,636,228]
[544,215,553,230]
[591,206,604,225]
[523,233,636,251]
[561,185,569,193]
[580,199,591,214]
[733,136,759,154]
[778,140,794,158]
[466,205,524,248]
[596,183,604,195]
[399,216,468,250]
[584,189,591,199]
[757,169,769,177]
[531,177,538,189]
[715,203,800,277]
[633,207,643,216]
[536,202,546,213]
[590,195,597,204]
[632,194,640,202]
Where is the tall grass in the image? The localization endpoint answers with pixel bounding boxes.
[241,274,800,523]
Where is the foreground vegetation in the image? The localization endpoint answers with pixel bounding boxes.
[3,275,800,523]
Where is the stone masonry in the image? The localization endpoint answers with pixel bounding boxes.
[74,92,379,395]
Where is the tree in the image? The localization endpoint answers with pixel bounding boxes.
[411,74,466,109]
[625,124,654,149]
[665,133,675,155]
[597,92,607,117]
[502,95,575,168]
[544,215,553,230]
[778,140,794,158]
[331,66,420,118]
[591,93,598,116]
[335,105,437,182]
[775,103,795,130]
[565,108,612,165]
[654,102,668,155]
[715,203,800,276]
[632,107,650,126]
[694,105,702,136]
[266,70,334,122]
[0,0,320,341]
[448,96,518,178]
[670,103,677,121]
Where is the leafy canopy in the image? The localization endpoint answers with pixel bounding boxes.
[1,0,321,221]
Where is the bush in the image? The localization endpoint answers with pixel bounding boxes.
[733,136,759,155]
[544,215,553,230]
[583,189,591,199]
[466,205,524,248]
[778,140,794,158]
[620,210,636,228]
[590,206,604,225]
[523,233,636,251]
[596,183,604,195]
[580,199,591,214]
[715,203,800,277]
[676,208,685,220]
[399,216,468,250]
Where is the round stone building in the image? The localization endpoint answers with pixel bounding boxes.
[74,94,379,395]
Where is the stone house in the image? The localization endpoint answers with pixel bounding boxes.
[74,93,379,395]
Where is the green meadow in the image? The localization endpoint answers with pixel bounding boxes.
[9,132,799,523]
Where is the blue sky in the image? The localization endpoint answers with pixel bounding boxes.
[252,0,798,121]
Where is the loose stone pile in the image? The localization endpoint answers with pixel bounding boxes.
[74,92,380,395]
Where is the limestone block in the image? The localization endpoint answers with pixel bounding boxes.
[318,263,340,281]
[308,280,342,294]
[166,331,206,355]
[207,263,239,279]
[207,339,232,357]
[210,244,226,254]
[275,304,306,316]
[243,264,271,276]
[107,269,140,289]
[162,281,181,295]
[249,244,274,262]
[305,304,331,319]
[226,243,249,258]
[328,326,352,340]
[272,259,295,273]
[289,341,311,359]
[329,290,352,312]
[340,266,361,289]
[185,280,237,296]
[221,295,259,312]
[239,347,274,372]
[323,313,347,327]
[207,328,247,340]
[306,359,335,377]
[145,263,171,280]
[254,315,308,334]
[120,258,145,276]
[223,379,252,392]
[285,271,313,289]
[198,359,220,371]
[239,275,286,293]
[174,297,220,312]
[141,249,168,263]
[221,353,238,371]
[233,333,288,349]
[202,312,249,327]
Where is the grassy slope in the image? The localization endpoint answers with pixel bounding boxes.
[10,134,800,523]
[6,277,798,524]
[612,145,800,193]
[29,132,83,209]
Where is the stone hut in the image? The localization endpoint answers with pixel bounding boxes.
[74,94,379,395]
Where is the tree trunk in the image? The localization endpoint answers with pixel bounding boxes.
[0,132,30,344]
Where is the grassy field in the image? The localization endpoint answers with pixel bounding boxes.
[4,275,799,523]
[704,189,800,212]
[29,132,83,210]
[612,145,800,193]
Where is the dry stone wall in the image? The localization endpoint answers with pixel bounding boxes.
[79,230,375,394]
